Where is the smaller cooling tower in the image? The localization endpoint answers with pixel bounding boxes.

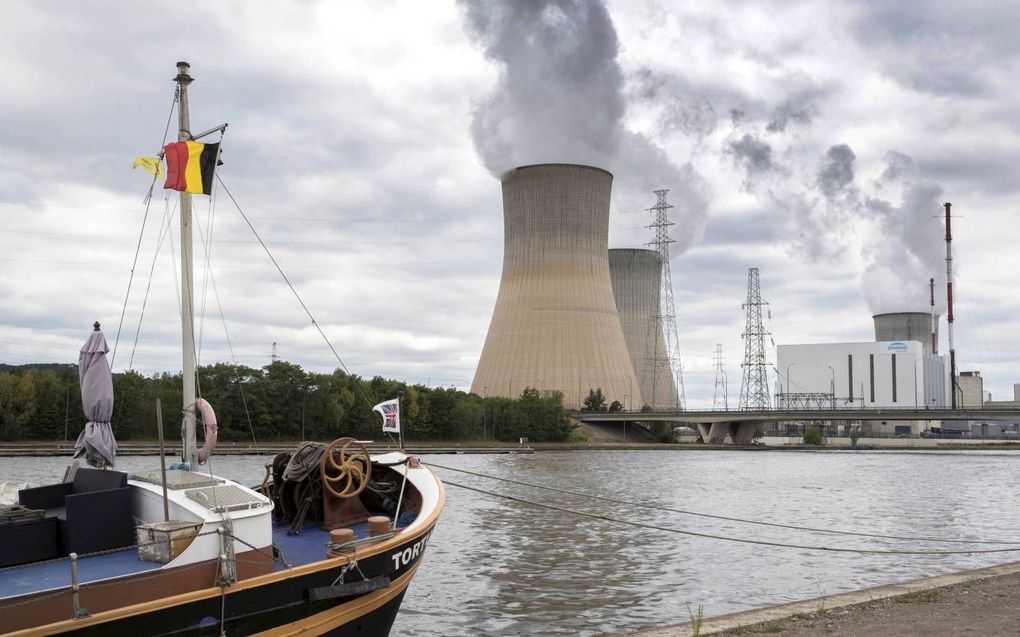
[873,312,938,355]
[609,249,677,409]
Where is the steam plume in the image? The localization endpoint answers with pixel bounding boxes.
[460,0,710,253]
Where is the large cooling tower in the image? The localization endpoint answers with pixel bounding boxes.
[471,164,640,410]
[873,312,938,355]
[608,248,677,409]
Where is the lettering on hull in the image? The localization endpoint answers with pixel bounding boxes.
[391,531,432,571]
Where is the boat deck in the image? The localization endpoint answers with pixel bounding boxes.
[0,520,372,600]
[271,520,372,571]
[0,545,160,599]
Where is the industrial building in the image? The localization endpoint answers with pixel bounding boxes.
[471,164,641,410]
[956,371,985,408]
[608,248,678,409]
[776,341,949,411]
[775,312,951,435]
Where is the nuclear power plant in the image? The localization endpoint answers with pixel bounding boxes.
[471,164,643,410]
[608,248,678,409]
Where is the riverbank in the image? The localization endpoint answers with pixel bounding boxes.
[0,441,537,457]
[628,561,1020,637]
[1,439,1018,456]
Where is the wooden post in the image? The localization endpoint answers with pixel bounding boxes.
[156,398,170,522]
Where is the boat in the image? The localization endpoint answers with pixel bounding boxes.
[0,61,444,636]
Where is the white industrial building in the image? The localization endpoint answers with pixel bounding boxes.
[776,340,950,434]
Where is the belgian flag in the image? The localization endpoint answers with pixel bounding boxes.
[163,141,220,195]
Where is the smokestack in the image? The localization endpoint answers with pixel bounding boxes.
[608,248,677,410]
[873,312,938,355]
[944,202,958,409]
[472,164,639,410]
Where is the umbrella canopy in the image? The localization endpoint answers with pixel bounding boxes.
[73,321,117,467]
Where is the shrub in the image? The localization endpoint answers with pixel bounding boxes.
[803,426,823,445]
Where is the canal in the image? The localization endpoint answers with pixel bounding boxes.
[5,449,1019,636]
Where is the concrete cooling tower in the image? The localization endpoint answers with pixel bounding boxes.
[471,164,640,410]
[873,312,939,355]
[608,248,678,409]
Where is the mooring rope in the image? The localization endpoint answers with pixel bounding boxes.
[439,477,1020,555]
[430,462,1020,546]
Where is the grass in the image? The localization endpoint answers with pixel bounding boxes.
[763,621,784,633]
[687,604,704,637]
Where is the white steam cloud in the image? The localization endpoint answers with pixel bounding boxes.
[862,178,948,315]
[459,0,710,253]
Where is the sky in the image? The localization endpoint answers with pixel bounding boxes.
[2,0,1018,408]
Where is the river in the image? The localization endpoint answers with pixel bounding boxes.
[5,449,1020,636]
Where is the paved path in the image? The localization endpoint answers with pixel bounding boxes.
[628,561,1020,637]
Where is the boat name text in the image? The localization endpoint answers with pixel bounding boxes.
[391,531,431,570]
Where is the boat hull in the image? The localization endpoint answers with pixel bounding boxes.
[2,519,436,637]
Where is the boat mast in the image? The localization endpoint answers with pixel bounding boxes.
[175,61,198,467]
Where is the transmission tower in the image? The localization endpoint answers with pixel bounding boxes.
[739,267,771,409]
[712,343,728,410]
[647,189,685,409]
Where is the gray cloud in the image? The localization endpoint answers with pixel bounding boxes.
[657,94,717,139]
[849,3,1020,96]
[817,144,856,199]
[724,134,779,189]
[879,150,914,183]
[766,101,814,133]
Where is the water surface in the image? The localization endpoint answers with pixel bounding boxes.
[6,450,1019,636]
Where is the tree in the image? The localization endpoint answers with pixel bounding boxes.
[608,400,623,413]
[582,388,607,413]
[27,370,66,440]
[0,372,36,440]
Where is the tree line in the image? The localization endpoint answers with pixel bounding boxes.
[0,361,577,444]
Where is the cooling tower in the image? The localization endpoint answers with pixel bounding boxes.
[471,164,640,410]
[873,312,938,355]
[608,248,677,409]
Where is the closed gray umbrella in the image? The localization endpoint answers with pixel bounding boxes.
[73,321,117,467]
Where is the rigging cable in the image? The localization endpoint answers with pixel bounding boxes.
[127,195,178,370]
[192,211,261,455]
[111,90,178,369]
[442,479,1020,556]
[429,462,1020,546]
[216,175,376,409]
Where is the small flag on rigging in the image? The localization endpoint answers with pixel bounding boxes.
[163,141,220,195]
[372,398,400,434]
[131,156,164,179]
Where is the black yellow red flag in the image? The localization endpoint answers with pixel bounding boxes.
[163,141,219,195]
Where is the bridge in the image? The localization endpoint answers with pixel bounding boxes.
[577,407,1020,444]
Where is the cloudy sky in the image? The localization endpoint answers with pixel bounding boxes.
[2,0,1018,408]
